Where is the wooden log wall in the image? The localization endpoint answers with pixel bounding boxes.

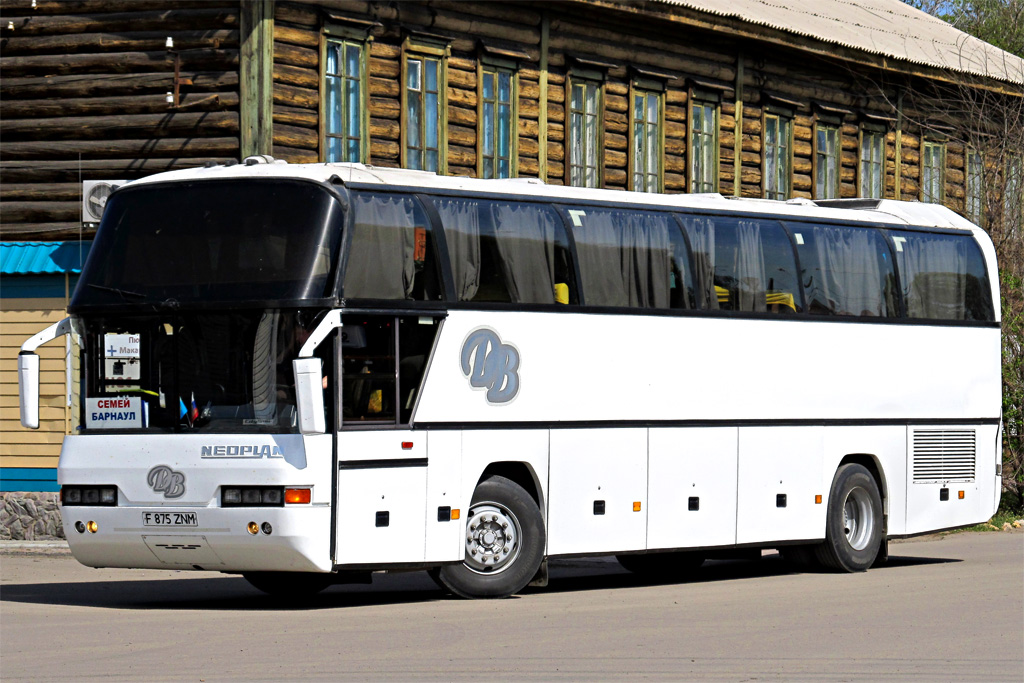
[0,0,242,240]
[272,1,319,162]
[0,0,1002,244]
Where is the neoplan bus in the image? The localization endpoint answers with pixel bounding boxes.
[18,159,1002,599]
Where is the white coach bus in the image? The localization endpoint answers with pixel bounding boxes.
[19,159,1001,599]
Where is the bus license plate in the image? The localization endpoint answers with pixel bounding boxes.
[142,512,198,527]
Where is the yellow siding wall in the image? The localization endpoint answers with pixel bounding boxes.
[1,295,73,469]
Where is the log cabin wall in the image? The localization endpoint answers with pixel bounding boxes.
[261,0,991,212]
[0,0,1014,242]
[0,0,243,241]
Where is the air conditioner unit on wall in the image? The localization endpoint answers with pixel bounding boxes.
[82,180,128,225]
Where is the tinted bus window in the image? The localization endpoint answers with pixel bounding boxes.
[343,192,443,301]
[890,230,994,321]
[679,215,801,313]
[74,180,342,307]
[567,207,694,309]
[431,197,576,304]
[792,224,897,317]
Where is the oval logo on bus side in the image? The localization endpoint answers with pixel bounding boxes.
[460,328,520,404]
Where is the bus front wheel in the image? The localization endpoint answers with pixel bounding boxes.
[816,463,883,572]
[435,475,545,599]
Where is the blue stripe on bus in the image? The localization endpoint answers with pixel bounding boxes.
[0,468,59,492]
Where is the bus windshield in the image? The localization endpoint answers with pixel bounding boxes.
[79,309,331,433]
[71,179,344,308]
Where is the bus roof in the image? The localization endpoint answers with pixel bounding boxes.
[125,158,981,233]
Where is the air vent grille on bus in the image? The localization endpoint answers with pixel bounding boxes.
[912,429,976,483]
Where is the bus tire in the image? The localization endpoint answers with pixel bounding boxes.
[436,475,545,599]
[243,571,334,597]
[616,551,704,577]
[815,464,883,572]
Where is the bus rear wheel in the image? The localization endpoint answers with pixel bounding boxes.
[435,475,545,599]
[815,463,883,572]
[616,551,705,578]
[243,571,334,597]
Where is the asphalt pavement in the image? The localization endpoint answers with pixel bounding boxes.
[1,531,1021,681]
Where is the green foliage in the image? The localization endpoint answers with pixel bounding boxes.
[904,0,1024,57]
[1001,269,1024,509]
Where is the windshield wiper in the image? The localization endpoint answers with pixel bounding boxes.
[87,283,147,301]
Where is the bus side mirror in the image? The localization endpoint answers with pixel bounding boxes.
[293,357,326,435]
[19,352,40,429]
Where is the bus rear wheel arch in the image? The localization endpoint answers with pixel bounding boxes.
[434,475,545,599]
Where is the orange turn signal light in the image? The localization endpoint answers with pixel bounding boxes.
[815,495,822,504]
[451,508,461,520]
[285,488,311,504]
[633,501,642,512]
[958,490,965,500]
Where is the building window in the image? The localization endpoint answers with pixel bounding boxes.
[690,99,718,193]
[763,113,791,200]
[324,39,365,163]
[921,141,945,203]
[569,78,602,188]
[815,123,840,199]
[403,39,447,173]
[480,65,515,179]
[630,89,662,192]
[859,130,884,199]
[966,150,983,224]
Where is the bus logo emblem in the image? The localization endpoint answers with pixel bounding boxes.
[147,465,186,499]
[461,328,520,404]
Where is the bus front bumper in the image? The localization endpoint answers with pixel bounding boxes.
[60,504,332,573]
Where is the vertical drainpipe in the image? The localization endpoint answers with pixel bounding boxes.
[241,0,275,158]
[65,271,71,435]
[734,51,743,197]
[894,88,903,200]
[539,10,549,182]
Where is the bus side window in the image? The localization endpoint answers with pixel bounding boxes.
[889,230,995,321]
[340,315,441,426]
[341,317,396,423]
[796,224,897,317]
[680,215,799,314]
[432,197,576,305]
[343,192,444,301]
[567,207,693,309]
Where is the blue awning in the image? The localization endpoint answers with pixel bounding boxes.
[0,241,92,276]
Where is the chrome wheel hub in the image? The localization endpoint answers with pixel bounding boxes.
[843,486,876,551]
[464,502,521,574]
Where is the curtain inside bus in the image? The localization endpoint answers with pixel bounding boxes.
[795,224,897,317]
[679,215,800,313]
[430,197,572,304]
[566,207,693,309]
[890,230,994,321]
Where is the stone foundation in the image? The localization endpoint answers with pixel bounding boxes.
[0,492,64,540]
